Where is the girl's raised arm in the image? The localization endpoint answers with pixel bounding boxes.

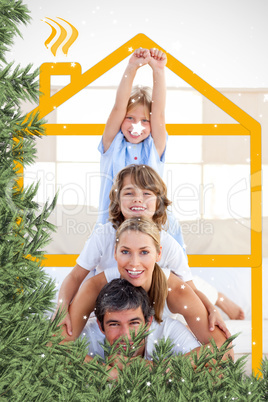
[61,272,107,342]
[102,48,150,152]
[148,48,167,158]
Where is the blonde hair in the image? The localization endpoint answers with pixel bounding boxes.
[126,86,152,117]
[115,217,168,323]
[109,164,172,230]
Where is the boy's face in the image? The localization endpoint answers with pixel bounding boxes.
[119,175,157,220]
[121,104,151,144]
[98,307,153,357]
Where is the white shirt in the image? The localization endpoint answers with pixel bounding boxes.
[81,316,200,360]
[77,222,192,282]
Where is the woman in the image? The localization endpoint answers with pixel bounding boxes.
[61,217,233,360]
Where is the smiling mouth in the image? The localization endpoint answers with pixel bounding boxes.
[130,207,146,211]
[115,342,134,352]
[127,269,144,277]
[129,131,142,137]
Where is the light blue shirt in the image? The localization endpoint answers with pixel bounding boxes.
[97,131,166,224]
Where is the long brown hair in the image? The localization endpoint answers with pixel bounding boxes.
[109,165,171,231]
[115,217,168,323]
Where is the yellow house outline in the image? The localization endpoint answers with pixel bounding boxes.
[26,33,262,374]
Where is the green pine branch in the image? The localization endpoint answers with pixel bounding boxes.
[0,0,31,62]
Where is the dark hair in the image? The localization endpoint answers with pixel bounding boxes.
[115,218,168,324]
[95,279,154,331]
[109,164,171,230]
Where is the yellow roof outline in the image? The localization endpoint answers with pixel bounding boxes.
[28,33,261,267]
[26,33,262,374]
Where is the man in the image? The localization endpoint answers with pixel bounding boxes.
[82,278,200,363]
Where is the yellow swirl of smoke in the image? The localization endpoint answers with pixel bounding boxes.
[46,18,67,57]
[42,17,78,57]
[43,21,57,49]
[57,17,79,56]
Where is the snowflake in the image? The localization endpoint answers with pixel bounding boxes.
[146,382,151,386]
[131,121,145,136]
[181,285,185,289]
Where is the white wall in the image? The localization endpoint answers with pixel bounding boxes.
[8,0,268,88]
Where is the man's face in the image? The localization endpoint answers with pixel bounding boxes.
[98,307,152,357]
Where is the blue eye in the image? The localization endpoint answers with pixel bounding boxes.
[122,250,129,254]
[142,119,149,123]
[141,250,149,255]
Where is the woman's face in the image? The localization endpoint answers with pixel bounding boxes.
[114,230,161,292]
[119,175,157,221]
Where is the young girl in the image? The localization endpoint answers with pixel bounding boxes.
[61,217,233,361]
[97,47,187,243]
[56,165,236,337]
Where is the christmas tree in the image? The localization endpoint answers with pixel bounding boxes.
[0,1,267,400]
[0,1,96,399]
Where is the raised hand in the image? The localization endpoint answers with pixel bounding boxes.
[128,48,151,68]
[149,48,167,70]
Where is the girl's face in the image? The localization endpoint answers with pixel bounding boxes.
[114,230,161,292]
[119,175,157,221]
[121,104,151,144]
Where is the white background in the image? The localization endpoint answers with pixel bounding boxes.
[8,0,268,88]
